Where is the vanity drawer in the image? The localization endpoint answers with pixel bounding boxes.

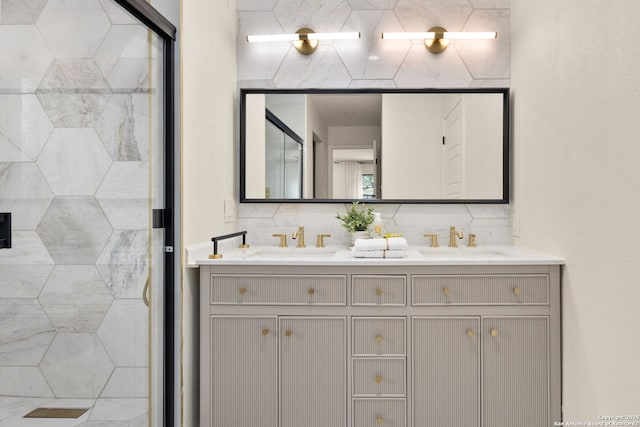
[412,274,549,305]
[352,275,406,306]
[353,358,406,397]
[352,317,406,356]
[210,274,347,305]
[353,399,406,427]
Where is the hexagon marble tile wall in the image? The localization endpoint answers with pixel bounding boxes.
[0,0,155,425]
[236,0,512,246]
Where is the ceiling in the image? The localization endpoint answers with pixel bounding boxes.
[308,93,382,127]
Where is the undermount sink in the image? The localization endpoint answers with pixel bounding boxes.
[418,247,512,259]
[245,247,339,259]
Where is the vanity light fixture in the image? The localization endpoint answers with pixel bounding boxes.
[246,27,361,55]
[381,26,497,54]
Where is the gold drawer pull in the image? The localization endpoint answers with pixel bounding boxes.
[375,375,383,384]
[467,329,474,337]
[308,288,315,296]
[376,335,383,343]
[285,329,293,337]
[375,288,383,296]
[261,328,270,336]
[513,287,522,296]
[376,415,384,425]
[443,287,451,296]
[239,287,247,295]
[490,329,498,337]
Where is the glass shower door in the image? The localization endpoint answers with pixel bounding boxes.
[265,121,302,199]
[0,1,172,425]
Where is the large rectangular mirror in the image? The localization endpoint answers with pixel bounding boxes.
[240,88,509,204]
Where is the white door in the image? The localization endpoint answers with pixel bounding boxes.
[443,99,465,198]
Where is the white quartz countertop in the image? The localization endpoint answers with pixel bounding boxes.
[188,244,564,267]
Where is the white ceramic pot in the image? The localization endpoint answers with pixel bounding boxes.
[351,230,370,246]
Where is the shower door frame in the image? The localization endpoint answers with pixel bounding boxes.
[112,1,177,426]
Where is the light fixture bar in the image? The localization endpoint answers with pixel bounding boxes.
[439,31,497,40]
[247,31,360,43]
[381,31,496,40]
[381,32,436,40]
[246,34,299,42]
[308,32,360,40]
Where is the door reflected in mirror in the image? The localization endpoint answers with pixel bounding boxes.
[240,88,509,204]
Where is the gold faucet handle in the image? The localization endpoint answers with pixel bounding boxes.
[292,226,305,248]
[468,233,477,247]
[316,234,331,248]
[423,233,439,248]
[272,233,288,247]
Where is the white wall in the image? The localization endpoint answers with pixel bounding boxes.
[245,94,266,198]
[307,100,329,198]
[382,94,443,199]
[181,1,237,426]
[511,0,640,421]
[464,94,503,199]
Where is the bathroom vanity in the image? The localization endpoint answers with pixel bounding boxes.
[197,247,562,427]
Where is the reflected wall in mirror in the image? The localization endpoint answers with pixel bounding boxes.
[240,88,509,204]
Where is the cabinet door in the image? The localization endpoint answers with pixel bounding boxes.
[210,316,277,427]
[413,317,480,427]
[280,317,346,427]
[483,316,549,427]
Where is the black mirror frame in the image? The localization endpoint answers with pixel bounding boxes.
[239,87,510,204]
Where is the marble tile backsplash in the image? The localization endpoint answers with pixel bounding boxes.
[237,0,512,246]
[238,203,511,247]
[237,0,511,88]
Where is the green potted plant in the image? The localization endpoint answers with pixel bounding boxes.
[336,202,375,244]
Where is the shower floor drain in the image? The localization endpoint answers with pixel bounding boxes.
[24,408,90,419]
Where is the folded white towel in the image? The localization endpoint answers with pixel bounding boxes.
[352,249,406,258]
[353,237,408,251]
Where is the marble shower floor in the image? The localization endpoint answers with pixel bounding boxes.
[0,397,148,427]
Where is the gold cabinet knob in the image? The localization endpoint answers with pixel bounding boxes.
[375,375,383,384]
[490,329,498,337]
[513,287,522,296]
[376,415,384,425]
[467,329,474,337]
[308,288,315,296]
[285,329,293,337]
[376,335,383,343]
[443,287,451,296]
[262,328,270,336]
[375,288,383,296]
[239,287,247,295]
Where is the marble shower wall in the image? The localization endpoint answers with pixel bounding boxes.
[0,0,153,423]
[236,0,512,243]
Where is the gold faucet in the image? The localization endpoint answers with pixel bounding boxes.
[292,226,306,248]
[449,226,464,248]
[316,234,331,248]
[423,233,439,248]
[272,233,288,247]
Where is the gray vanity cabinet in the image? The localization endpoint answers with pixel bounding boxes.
[279,316,347,427]
[207,315,346,427]
[200,264,560,427]
[482,316,549,427]
[412,317,481,427]
[209,316,278,427]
